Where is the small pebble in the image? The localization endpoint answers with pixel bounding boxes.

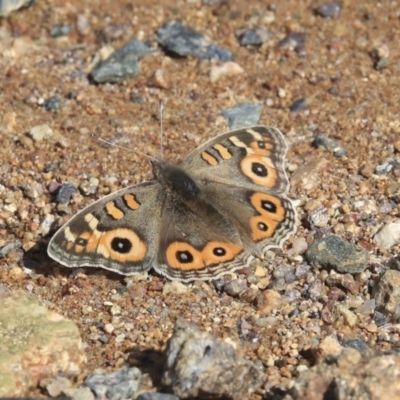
[43,96,62,111]
[342,338,369,350]
[315,2,341,18]
[157,20,233,61]
[83,367,141,400]
[44,376,73,397]
[50,25,72,38]
[317,336,342,359]
[79,177,100,196]
[39,214,55,236]
[137,393,179,400]
[0,241,22,259]
[313,134,347,157]
[209,61,244,83]
[221,103,262,130]
[289,98,308,112]
[97,23,129,43]
[307,207,330,228]
[374,221,400,250]
[373,311,387,327]
[77,14,90,34]
[277,32,306,54]
[110,304,121,316]
[63,387,95,400]
[92,40,151,83]
[371,44,390,70]
[236,27,271,46]
[162,281,189,295]
[224,279,247,296]
[55,182,79,205]
[29,124,53,141]
[375,160,397,176]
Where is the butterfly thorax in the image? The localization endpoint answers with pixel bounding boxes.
[151,159,200,201]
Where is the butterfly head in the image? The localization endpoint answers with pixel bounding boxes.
[151,159,200,200]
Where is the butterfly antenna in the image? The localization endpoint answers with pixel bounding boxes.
[159,100,164,159]
[91,134,156,161]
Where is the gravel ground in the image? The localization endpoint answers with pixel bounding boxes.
[1,0,400,398]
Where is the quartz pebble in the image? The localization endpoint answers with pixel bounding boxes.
[373,221,400,250]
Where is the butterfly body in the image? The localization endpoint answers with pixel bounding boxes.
[48,126,297,281]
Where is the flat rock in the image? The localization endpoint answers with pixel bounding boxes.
[0,290,85,397]
[157,20,233,61]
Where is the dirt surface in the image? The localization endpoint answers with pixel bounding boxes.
[1,0,400,398]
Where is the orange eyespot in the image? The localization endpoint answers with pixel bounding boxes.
[240,155,277,187]
[250,215,279,241]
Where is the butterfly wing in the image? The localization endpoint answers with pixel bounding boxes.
[181,125,291,193]
[48,182,163,275]
[154,191,249,281]
[180,126,297,258]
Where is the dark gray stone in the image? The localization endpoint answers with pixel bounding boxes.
[277,32,306,54]
[43,95,62,111]
[157,20,233,61]
[304,235,369,274]
[316,2,341,18]
[50,25,72,38]
[313,134,347,157]
[91,40,151,83]
[221,103,262,130]
[289,98,308,112]
[55,182,78,205]
[237,27,271,46]
[342,338,369,350]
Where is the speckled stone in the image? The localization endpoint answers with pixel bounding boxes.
[162,318,264,399]
[304,235,368,274]
[373,269,400,321]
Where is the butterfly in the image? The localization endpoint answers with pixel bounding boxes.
[48,126,297,281]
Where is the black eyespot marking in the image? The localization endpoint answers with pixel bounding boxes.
[257,141,265,149]
[75,238,88,246]
[111,237,132,254]
[261,200,277,213]
[213,247,226,257]
[176,250,194,263]
[251,162,268,177]
[258,222,268,231]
